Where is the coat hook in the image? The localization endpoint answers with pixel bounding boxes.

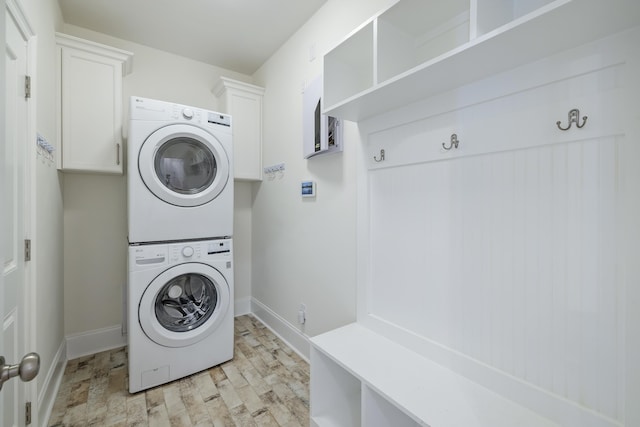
[373,149,385,162]
[557,108,587,131]
[442,134,459,150]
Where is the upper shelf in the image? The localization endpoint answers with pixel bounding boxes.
[323,0,640,122]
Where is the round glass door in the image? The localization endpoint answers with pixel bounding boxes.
[155,273,218,332]
[154,137,217,196]
[138,124,230,207]
[139,263,230,347]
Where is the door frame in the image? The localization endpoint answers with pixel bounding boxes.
[5,0,37,423]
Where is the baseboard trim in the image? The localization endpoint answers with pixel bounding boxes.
[250,298,310,362]
[66,324,126,360]
[37,340,66,427]
[234,296,252,317]
[63,297,300,361]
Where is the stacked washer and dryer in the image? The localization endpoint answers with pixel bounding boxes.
[126,96,234,393]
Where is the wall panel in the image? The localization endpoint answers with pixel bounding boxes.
[360,28,638,424]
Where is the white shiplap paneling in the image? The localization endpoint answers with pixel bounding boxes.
[362,28,636,424]
[369,135,623,421]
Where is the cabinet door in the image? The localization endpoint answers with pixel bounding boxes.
[227,89,263,181]
[61,47,123,174]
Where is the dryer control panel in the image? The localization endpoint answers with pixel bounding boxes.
[129,96,231,130]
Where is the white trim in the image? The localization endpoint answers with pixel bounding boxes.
[234,296,252,316]
[212,76,265,98]
[37,340,66,427]
[55,32,133,75]
[63,299,304,361]
[6,1,38,425]
[250,298,310,362]
[65,325,126,360]
[6,0,35,40]
[27,32,39,427]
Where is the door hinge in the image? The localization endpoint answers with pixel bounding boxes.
[24,239,31,262]
[24,75,31,99]
[25,401,32,425]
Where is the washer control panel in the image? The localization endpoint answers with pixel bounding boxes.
[170,243,202,263]
[207,240,231,255]
[130,238,232,268]
[131,245,168,268]
[168,239,232,263]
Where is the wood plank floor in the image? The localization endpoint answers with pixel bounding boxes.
[47,315,310,427]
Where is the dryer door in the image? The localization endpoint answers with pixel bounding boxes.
[138,124,230,207]
[139,262,230,348]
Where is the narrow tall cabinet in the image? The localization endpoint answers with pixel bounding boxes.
[213,77,265,181]
[56,33,133,174]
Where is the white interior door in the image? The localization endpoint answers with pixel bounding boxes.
[3,5,31,426]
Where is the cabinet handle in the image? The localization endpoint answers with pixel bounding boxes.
[116,143,121,165]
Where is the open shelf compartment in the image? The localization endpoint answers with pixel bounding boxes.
[310,348,361,427]
[377,0,470,83]
[474,0,560,37]
[323,22,374,109]
[362,386,421,427]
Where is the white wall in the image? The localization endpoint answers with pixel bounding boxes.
[57,0,397,348]
[58,24,255,336]
[250,0,395,339]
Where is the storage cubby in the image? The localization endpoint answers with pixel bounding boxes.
[310,349,361,427]
[323,22,374,109]
[377,0,469,82]
[474,0,557,37]
[362,386,420,427]
[322,0,639,120]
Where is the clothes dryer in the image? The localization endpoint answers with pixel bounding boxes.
[127,238,234,393]
[128,96,233,243]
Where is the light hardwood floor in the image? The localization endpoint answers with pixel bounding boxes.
[47,315,310,426]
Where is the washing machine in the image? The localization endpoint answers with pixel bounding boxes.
[128,96,233,244]
[127,238,234,393]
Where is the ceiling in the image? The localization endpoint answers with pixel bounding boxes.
[57,0,328,75]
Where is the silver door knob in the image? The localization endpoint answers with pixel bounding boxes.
[0,352,40,390]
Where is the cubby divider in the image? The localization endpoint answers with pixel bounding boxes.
[310,348,361,427]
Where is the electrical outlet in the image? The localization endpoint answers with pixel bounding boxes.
[298,303,306,325]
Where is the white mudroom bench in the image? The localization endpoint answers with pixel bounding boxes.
[310,323,558,427]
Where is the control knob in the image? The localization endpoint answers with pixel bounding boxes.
[182,246,194,257]
[182,108,194,119]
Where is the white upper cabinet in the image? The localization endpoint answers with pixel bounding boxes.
[213,77,265,181]
[323,0,640,121]
[56,33,133,174]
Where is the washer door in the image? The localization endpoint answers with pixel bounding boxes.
[138,124,230,207]
[139,263,230,348]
